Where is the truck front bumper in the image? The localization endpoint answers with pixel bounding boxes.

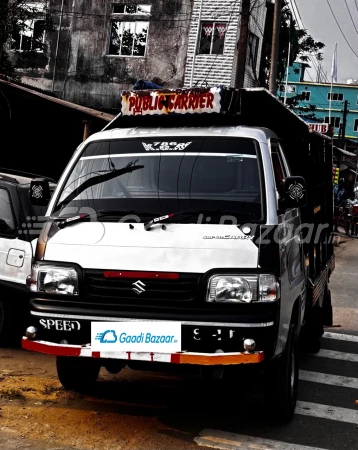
[22,337,264,366]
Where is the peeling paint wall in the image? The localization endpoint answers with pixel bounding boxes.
[12,0,194,111]
[10,0,266,111]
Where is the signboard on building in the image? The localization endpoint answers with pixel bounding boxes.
[121,87,222,116]
[308,123,329,134]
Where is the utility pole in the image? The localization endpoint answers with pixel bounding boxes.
[82,120,91,141]
[269,0,282,95]
[234,0,250,89]
[341,100,348,150]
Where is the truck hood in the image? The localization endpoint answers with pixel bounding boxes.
[44,222,259,273]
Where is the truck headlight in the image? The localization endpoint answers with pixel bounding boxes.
[30,264,79,295]
[207,274,279,303]
[207,276,254,303]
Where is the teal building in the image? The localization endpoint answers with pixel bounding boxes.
[278,62,358,152]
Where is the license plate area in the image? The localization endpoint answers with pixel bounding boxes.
[181,325,246,353]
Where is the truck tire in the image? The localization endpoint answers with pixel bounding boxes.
[264,324,299,422]
[322,288,333,327]
[0,298,17,346]
[0,299,7,344]
[56,356,101,391]
[0,291,28,347]
[300,303,323,354]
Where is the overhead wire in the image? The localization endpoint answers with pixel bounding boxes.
[326,0,358,60]
[344,0,358,35]
[283,0,343,119]
[287,0,332,86]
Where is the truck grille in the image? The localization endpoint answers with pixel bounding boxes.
[84,270,200,306]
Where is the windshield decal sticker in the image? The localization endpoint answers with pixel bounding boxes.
[203,235,255,240]
[142,142,192,152]
[227,154,257,162]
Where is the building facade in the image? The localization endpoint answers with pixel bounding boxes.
[183,0,266,88]
[280,62,358,153]
[7,0,267,111]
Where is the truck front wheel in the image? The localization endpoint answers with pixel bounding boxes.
[264,324,299,422]
[56,356,101,391]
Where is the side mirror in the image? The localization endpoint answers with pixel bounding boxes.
[30,178,50,206]
[282,176,307,208]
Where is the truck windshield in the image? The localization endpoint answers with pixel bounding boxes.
[53,137,264,223]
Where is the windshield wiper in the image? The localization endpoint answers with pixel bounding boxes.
[54,213,90,229]
[144,208,253,230]
[55,165,144,211]
[53,209,156,230]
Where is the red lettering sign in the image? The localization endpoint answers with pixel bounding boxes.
[122,88,221,116]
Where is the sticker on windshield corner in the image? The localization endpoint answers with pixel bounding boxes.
[227,155,244,162]
[142,142,192,152]
[227,154,257,162]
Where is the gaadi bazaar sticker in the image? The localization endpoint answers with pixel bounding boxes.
[121,87,221,116]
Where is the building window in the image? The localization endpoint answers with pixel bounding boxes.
[109,4,151,57]
[328,92,344,101]
[300,90,311,101]
[112,4,151,14]
[198,22,227,55]
[280,84,296,93]
[354,119,358,132]
[246,32,259,70]
[11,19,45,52]
[325,116,341,128]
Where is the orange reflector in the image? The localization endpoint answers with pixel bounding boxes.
[171,351,264,365]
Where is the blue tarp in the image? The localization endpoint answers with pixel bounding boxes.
[133,79,163,90]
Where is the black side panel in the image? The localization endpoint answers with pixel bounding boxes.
[257,226,280,274]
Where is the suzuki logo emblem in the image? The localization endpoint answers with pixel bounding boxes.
[132,280,146,295]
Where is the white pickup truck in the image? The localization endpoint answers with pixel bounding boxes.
[22,87,334,422]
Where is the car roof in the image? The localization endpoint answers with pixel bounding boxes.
[84,125,278,145]
[0,170,56,185]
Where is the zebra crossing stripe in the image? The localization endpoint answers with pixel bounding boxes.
[323,332,358,343]
[299,370,358,389]
[195,429,327,450]
[196,401,358,449]
[296,401,358,424]
[312,349,358,362]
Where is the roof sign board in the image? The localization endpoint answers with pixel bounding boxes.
[121,87,222,116]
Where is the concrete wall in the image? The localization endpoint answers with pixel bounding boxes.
[11,0,194,110]
[9,0,266,110]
